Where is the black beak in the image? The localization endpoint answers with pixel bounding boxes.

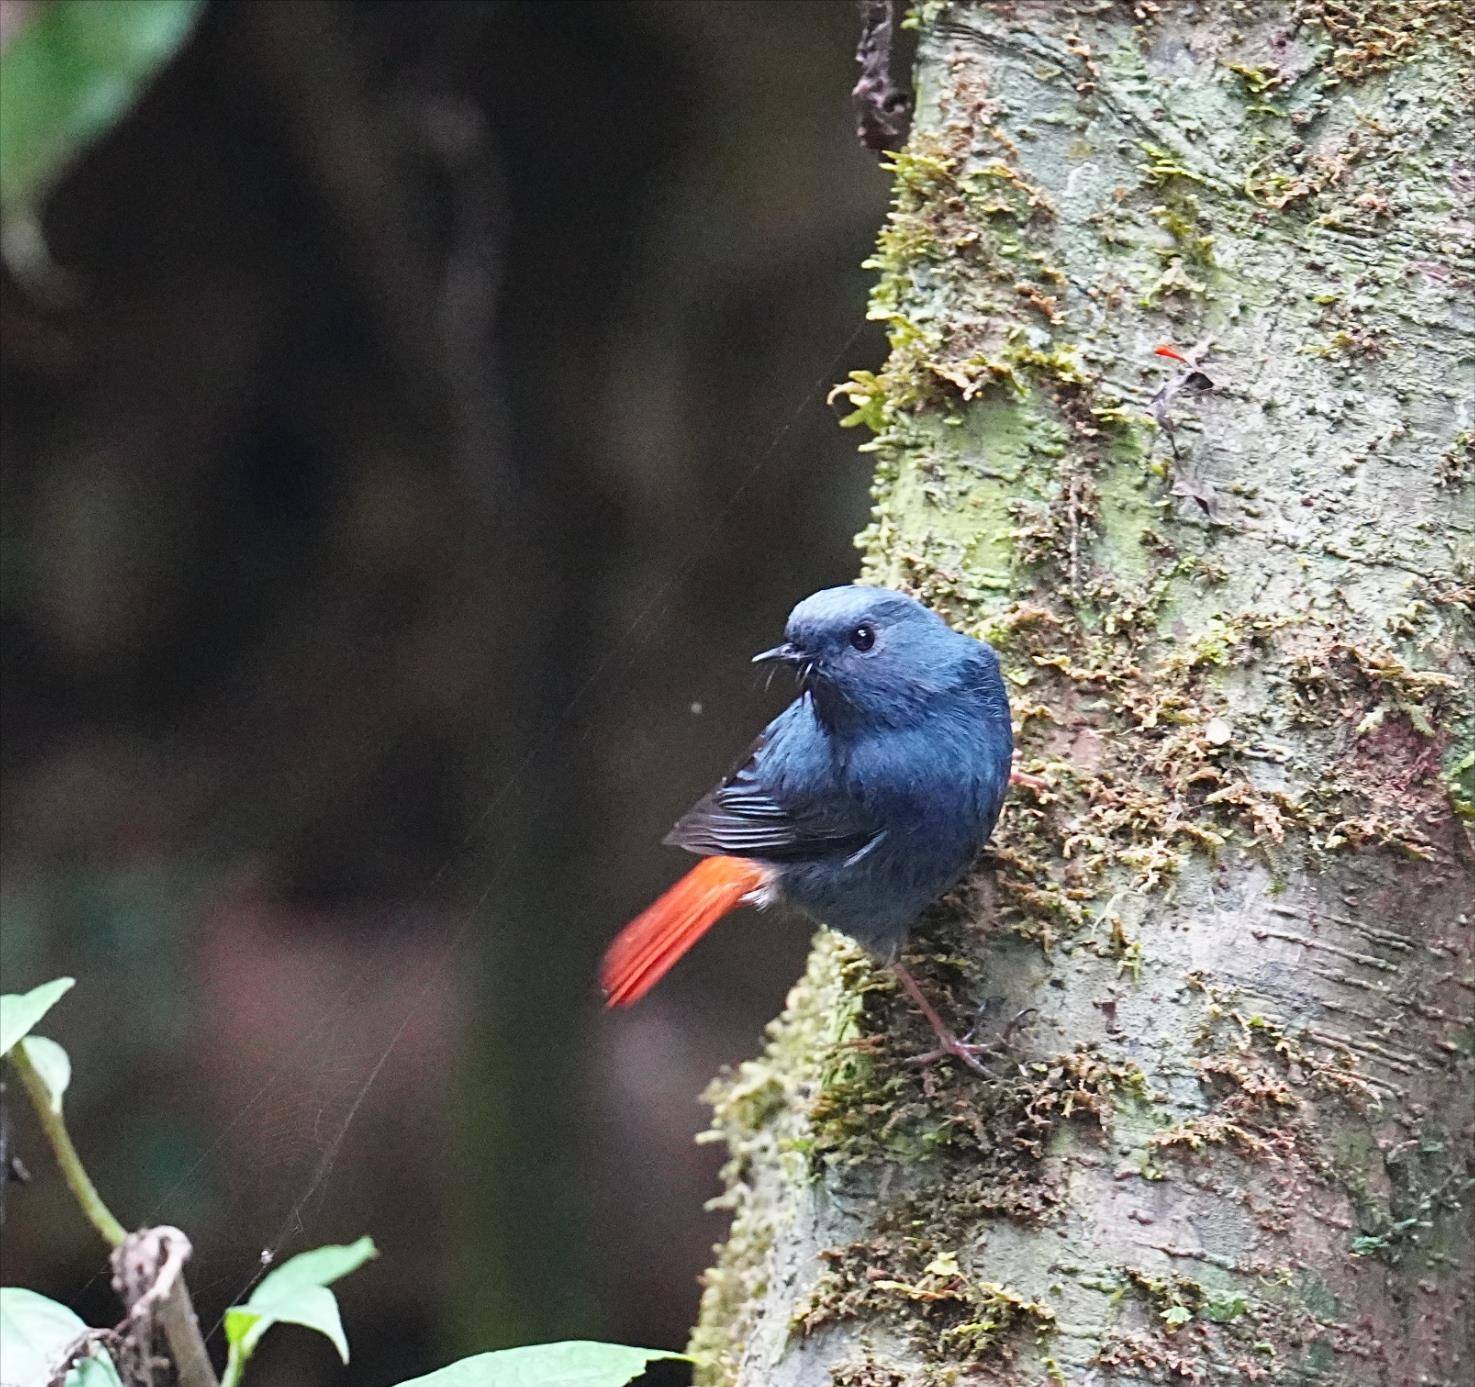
[751,642,806,666]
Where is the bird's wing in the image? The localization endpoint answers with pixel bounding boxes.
[664,716,875,862]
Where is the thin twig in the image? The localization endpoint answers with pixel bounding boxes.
[9,1047,219,1386]
[9,1044,126,1247]
[114,1227,220,1387]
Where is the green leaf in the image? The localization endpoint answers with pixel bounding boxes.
[1204,1291,1250,1324]
[248,1236,378,1300]
[0,977,74,1058]
[226,1286,347,1363]
[392,1342,692,1387]
[20,1035,71,1112]
[1161,1304,1193,1329]
[66,1351,125,1387]
[223,1237,377,1369]
[0,1287,88,1386]
[0,0,204,220]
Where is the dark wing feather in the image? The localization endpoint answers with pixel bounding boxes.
[664,728,874,862]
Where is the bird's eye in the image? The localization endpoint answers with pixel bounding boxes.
[849,623,876,652]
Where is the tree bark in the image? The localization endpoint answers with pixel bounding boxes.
[691,3,1474,1384]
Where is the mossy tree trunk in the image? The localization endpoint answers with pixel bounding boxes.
[691,3,1474,1384]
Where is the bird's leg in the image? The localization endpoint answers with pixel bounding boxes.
[892,962,990,1076]
[1010,767,1048,792]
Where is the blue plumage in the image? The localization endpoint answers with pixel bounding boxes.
[668,585,1013,959]
[605,584,1015,1067]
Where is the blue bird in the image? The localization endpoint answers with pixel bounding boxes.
[600,585,1014,1070]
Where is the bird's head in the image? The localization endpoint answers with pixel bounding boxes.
[753,585,995,728]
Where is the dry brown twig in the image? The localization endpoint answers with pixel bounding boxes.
[110,1226,219,1387]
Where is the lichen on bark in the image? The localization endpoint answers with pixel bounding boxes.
[691,3,1473,1384]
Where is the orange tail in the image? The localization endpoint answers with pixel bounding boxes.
[601,856,768,1007]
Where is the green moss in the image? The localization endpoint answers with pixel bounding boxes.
[1447,749,1475,820]
[1223,60,1288,95]
[1136,140,1209,189]
[809,948,1157,1223]
[901,1,953,32]
[1145,974,1409,1216]
[1092,1328,1210,1381]
[1118,1266,1225,1330]
[1348,1134,1475,1265]
[827,1358,910,1387]
[1436,429,1474,489]
[689,937,855,1383]
[796,1242,1057,1366]
[1301,0,1475,81]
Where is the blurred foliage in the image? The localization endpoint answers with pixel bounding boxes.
[394,1344,691,1386]
[1,1,882,1379]
[223,1237,380,1386]
[2,978,688,1386]
[0,974,73,1055]
[0,0,202,223]
[0,1288,121,1386]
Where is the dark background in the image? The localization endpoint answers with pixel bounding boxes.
[0,2,887,1383]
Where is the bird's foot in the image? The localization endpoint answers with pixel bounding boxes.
[902,1030,991,1075]
[891,962,995,1076]
[891,961,1041,1075]
[902,1007,1039,1073]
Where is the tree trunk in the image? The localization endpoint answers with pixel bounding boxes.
[690,3,1474,1384]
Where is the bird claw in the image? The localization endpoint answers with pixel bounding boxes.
[902,1034,991,1075]
[901,1007,1040,1075]
[1000,1006,1039,1049]
[890,964,1037,1078]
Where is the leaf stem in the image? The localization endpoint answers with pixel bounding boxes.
[9,1042,127,1247]
[219,1348,245,1387]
